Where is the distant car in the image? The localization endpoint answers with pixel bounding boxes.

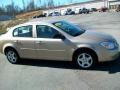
[32,14,46,18]
[48,13,52,16]
[90,8,97,12]
[79,8,90,14]
[0,20,119,69]
[37,14,46,18]
[43,13,47,17]
[99,7,108,12]
[48,12,61,16]
[32,16,37,18]
[65,9,75,15]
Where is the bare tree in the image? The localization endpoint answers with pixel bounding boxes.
[0,7,3,15]
[39,0,41,7]
[0,5,5,15]
[47,0,54,8]
[26,0,35,11]
[69,0,73,3]
[14,6,21,14]
[41,1,47,8]
[11,0,15,16]
[22,0,26,11]
[57,1,61,6]
[5,5,13,15]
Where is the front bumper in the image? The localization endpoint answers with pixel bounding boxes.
[97,47,120,62]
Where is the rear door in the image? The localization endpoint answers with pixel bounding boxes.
[13,25,36,59]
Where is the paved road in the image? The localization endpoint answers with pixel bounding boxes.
[0,12,120,90]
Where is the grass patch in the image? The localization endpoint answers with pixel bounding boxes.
[0,9,43,35]
[0,24,6,35]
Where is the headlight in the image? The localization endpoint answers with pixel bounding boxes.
[100,41,115,50]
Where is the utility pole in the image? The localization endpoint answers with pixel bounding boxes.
[103,0,106,7]
[103,0,109,8]
[107,0,109,9]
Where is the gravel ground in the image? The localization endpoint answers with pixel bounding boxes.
[0,12,120,90]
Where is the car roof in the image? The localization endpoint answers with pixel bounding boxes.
[28,19,61,24]
[10,19,63,30]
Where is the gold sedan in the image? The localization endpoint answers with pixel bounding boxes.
[0,21,119,69]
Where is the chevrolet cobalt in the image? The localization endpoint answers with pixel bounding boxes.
[0,21,119,69]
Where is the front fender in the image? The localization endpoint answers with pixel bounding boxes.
[68,43,98,61]
[77,44,96,51]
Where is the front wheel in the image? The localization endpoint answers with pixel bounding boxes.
[6,49,20,64]
[74,51,97,69]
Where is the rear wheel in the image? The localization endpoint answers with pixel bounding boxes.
[73,50,97,69]
[5,49,20,64]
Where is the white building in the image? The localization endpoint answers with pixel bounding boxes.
[43,0,120,16]
[109,0,120,10]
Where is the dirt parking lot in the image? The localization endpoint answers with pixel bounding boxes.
[0,12,120,90]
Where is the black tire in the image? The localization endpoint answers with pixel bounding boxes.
[73,50,97,69]
[5,49,20,64]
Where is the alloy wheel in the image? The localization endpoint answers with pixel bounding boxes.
[6,50,18,64]
[77,53,93,68]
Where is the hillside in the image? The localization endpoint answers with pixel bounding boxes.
[16,10,43,19]
[0,19,28,34]
[0,9,43,34]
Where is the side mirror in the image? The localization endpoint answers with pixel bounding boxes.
[60,34,65,40]
[54,34,66,40]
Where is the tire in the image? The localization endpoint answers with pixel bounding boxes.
[73,50,97,69]
[5,49,20,64]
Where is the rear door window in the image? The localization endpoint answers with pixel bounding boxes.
[13,25,32,37]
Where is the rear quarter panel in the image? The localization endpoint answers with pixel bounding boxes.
[0,33,17,54]
[0,38,3,53]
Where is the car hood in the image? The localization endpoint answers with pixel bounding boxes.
[71,30,114,43]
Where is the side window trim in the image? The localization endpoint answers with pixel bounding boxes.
[13,28,19,37]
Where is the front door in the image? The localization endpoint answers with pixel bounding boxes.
[34,25,71,60]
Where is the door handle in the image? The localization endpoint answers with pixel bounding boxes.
[36,41,45,44]
[13,40,17,43]
[13,40,22,45]
[36,41,40,44]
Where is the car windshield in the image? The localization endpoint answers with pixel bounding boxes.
[52,21,85,37]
